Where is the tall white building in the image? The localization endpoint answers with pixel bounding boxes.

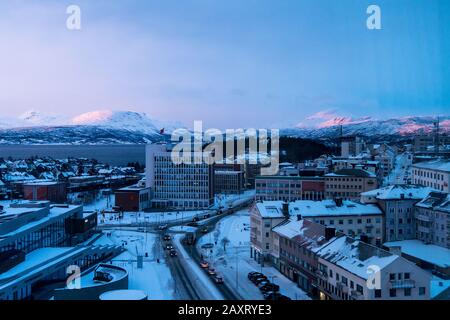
[145,144,214,209]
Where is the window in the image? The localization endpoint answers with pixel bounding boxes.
[374,289,382,298]
[356,284,363,294]
[390,289,396,297]
[350,281,354,289]
[329,270,333,278]
[419,287,426,296]
[404,288,411,297]
[389,273,395,281]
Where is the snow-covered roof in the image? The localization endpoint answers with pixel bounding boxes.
[291,200,382,217]
[272,218,331,250]
[384,240,450,268]
[326,168,376,178]
[316,236,398,280]
[361,184,434,200]
[256,200,382,219]
[412,160,450,172]
[415,192,450,213]
[255,201,286,218]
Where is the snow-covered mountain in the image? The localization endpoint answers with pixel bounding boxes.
[282,116,450,140]
[0,110,448,144]
[0,110,184,144]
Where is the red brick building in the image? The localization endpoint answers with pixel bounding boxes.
[23,181,67,203]
[115,185,152,211]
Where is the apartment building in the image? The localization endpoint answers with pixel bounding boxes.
[145,144,214,209]
[361,185,434,242]
[255,176,325,202]
[325,169,378,201]
[414,191,450,249]
[315,236,431,300]
[250,201,289,264]
[414,134,450,153]
[273,218,337,296]
[251,199,383,249]
[412,160,450,192]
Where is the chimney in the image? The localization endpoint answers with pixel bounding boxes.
[282,202,289,217]
[325,227,335,241]
[360,234,369,244]
[297,214,302,221]
[334,197,343,207]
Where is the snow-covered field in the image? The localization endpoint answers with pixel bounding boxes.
[94,230,178,300]
[197,210,310,300]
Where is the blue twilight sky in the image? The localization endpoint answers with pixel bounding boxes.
[0,0,448,128]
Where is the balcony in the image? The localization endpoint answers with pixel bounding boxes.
[416,214,431,222]
[390,279,415,289]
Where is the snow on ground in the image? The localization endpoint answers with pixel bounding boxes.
[98,210,210,226]
[197,210,310,300]
[213,190,255,209]
[169,225,198,233]
[94,230,178,300]
[172,234,224,300]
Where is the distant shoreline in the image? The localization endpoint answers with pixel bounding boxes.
[0,144,146,166]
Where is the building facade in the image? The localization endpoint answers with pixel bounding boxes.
[145,144,214,209]
[214,170,244,194]
[325,169,378,201]
[412,160,450,192]
[255,176,325,202]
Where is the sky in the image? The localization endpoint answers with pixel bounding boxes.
[0,0,448,129]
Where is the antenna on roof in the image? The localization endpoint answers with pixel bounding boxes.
[434,116,440,155]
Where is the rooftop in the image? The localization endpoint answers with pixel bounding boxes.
[256,199,382,218]
[412,160,450,172]
[361,184,434,200]
[316,236,398,280]
[384,240,450,268]
[326,168,376,178]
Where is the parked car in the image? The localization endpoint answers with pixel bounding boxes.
[252,276,268,284]
[259,283,280,293]
[214,276,224,284]
[248,272,264,281]
[169,250,177,257]
[163,235,171,241]
[263,291,282,300]
[256,280,270,288]
[207,268,216,276]
[200,261,209,269]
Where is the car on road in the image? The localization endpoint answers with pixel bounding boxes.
[187,222,199,227]
[165,244,174,250]
[158,224,168,230]
[200,261,209,269]
[163,235,171,241]
[214,276,224,284]
[259,283,280,293]
[192,217,200,222]
[203,214,210,219]
[201,243,214,249]
[207,268,216,276]
[201,227,208,234]
[169,250,177,257]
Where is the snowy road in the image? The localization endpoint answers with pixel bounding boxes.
[196,210,310,300]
